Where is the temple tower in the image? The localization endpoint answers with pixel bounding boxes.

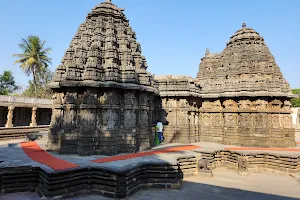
[48,0,160,156]
[197,23,296,147]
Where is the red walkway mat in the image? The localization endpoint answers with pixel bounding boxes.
[92,145,201,163]
[224,147,300,152]
[21,141,79,171]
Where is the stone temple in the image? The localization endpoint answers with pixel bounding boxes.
[157,23,296,147]
[48,1,296,156]
[48,0,160,156]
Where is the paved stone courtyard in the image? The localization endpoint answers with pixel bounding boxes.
[1,134,300,173]
[0,133,300,200]
[1,168,299,200]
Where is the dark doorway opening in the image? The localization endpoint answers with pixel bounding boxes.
[37,108,52,125]
[0,106,8,127]
[13,107,32,126]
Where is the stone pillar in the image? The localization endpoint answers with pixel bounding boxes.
[5,106,14,128]
[30,107,37,127]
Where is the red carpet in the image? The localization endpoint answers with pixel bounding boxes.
[92,145,201,163]
[297,142,300,145]
[224,147,300,152]
[21,141,78,171]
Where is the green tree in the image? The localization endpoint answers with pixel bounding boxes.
[22,68,54,99]
[291,89,300,107]
[13,35,52,97]
[0,71,19,95]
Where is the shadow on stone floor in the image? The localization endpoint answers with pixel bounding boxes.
[169,181,300,200]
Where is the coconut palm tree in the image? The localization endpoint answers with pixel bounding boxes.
[13,35,52,97]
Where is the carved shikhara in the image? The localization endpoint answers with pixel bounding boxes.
[47,1,160,156]
[49,1,296,156]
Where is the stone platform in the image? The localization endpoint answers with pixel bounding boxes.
[0,126,49,141]
[0,139,300,199]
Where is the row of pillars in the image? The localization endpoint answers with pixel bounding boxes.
[5,106,38,128]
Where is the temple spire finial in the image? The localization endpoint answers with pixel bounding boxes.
[205,48,210,56]
[242,23,246,29]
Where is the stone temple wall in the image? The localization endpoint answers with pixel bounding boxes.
[199,98,294,147]
[49,89,160,156]
[157,80,295,147]
[156,76,202,143]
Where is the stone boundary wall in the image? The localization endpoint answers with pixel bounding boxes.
[1,150,299,199]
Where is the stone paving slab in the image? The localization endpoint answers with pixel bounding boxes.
[0,140,202,173]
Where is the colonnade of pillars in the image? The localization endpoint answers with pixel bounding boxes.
[1,106,52,128]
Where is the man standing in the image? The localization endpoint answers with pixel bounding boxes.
[156,120,164,143]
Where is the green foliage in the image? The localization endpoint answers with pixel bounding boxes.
[291,89,300,107]
[13,35,52,97]
[22,68,54,99]
[0,71,18,95]
[292,89,300,96]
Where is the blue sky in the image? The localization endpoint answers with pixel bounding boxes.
[0,0,299,89]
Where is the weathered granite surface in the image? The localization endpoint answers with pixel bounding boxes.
[48,0,161,156]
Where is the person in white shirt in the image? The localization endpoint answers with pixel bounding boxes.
[156,120,164,143]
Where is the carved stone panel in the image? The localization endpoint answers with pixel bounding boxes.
[202,113,212,126]
[124,109,136,128]
[224,113,238,127]
[238,156,248,173]
[223,100,238,109]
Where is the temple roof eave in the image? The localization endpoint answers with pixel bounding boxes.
[48,81,160,95]
[156,88,296,99]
